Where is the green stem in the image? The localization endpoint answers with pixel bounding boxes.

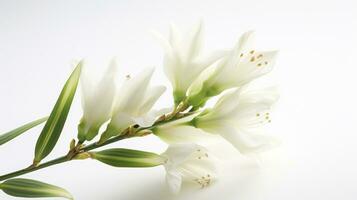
[0,156,68,181]
[0,134,129,182]
[0,111,195,182]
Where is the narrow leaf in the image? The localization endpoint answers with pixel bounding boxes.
[34,63,82,164]
[91,148,166,168]
[0,117,48,146]
[0,178,73,199]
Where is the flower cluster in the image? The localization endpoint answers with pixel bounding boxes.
[0,22,279,199]
[78,63,166,143]
[78,22,279,193]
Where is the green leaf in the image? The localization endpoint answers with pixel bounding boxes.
[91,148,166,168]
[0,117,48,146]
[34,63,82,164]
[0,178,73,199]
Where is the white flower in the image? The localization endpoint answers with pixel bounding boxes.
[155,21,225,104]
[78,60,118,142]
[191,87,280,155]
[100,68,166,142]
[161,143,217,194]
[188,31,278,107]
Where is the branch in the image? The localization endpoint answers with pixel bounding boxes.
[0,107,194,182]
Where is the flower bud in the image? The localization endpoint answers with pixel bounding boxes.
[91,148,166,168]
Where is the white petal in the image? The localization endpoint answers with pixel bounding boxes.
[80,59,117,127]
[228,87,279,127]
[239,86,279,104]
[180,160,217,183]
[232,50,278,86]
[135,107,174,128]
[234,30,255,55]
[132,113,157,127]
[163,143,199,166]
[197,32,277,93]
[195,50,228,69]
[186,21,204,60]
[155,125,207,144]
[217,125,280,155]
[169,23,183,50]
[165,169,182,194]
[114,67,154,114]
[109,112,135,132]
[138,85,166,115]
[91,59,118,118]
[163,53,180,90]
[208,88,242,118]
[159,21,225,96]
[150,30,172,55]
[80,61,94,113]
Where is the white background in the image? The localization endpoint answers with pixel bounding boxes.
[0,0,357,199]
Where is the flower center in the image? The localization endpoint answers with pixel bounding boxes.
[256,112,272,123]
[194,174,212,188]
[241,50,269,67]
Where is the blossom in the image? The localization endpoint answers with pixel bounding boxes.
[161,143,217,194]
[190,87,280,155]
[99,68,165,142]
[77,60,118,142]
[155,22,225,104]
[187,31,278,108]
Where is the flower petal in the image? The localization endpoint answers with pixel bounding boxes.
[80,59,117,130]
[138,85,166,115]
[216,125,280,155]
[165,169,182,194]
[186,21,204,60]
[132,113,157,127]
[114,67,154,114]
[169,23,183,51]
[155,125,207,144]
[232,50,278,86]
[109,112,135,132]
[163,143,198,166]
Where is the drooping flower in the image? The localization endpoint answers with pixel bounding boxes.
[78,60,118,142]
[187,31,278,108]
[161,143,217,194]
[99,68,166,142]
[190,87,280,155]
[155,22,225,105]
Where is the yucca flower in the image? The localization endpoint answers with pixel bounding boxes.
[190,87,280,155]
[161,143,217,194]
[155,22,225,104]
[78,60,118,142]
[187,31,278,108]
[99,68,165,142]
